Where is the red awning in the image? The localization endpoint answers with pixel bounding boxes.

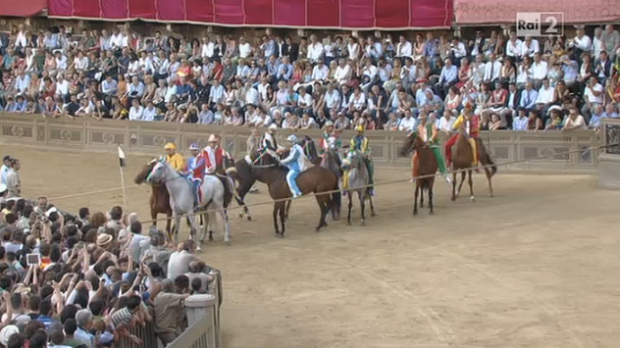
[0,0,46,17]
[455,0,620,25]
[47,0,453,29]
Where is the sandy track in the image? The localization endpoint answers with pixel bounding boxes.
[6,145,620,348]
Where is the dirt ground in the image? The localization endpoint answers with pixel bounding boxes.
[6,145,620,348]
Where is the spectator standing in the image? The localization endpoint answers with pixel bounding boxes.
[5,159,21,198]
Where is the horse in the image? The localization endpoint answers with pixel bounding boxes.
[451,132,497,202]
[319,147,343,219]
[134,165,173,235]
[235,151,338,237]
[400,133,437,215]
[341,150,376,225]
[137,158,231,247]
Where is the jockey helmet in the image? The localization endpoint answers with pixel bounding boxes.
[164,142,176,150]
[189,143,200,151]
[287,134,298,143]
[355,125,365,133]
[208,134,218,143]
[324,121,334,128]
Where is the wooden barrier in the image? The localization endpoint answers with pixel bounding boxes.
[0,113,601,173]
[598,118,620,189]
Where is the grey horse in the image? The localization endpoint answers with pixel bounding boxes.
[341,150,376,225]
[145,158,231,247]
[320,146,343,219]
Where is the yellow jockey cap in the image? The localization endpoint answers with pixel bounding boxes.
[164,142,176,150]
[355,125,365,132]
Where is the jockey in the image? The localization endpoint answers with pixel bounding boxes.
[260,124,283,156]
[186,143,201,174]
[411,113,451,184]
[349,125,374,195]
[202,134,238,201]
[164,143,186,172]
[319,121,342,154]
[279,134,308,198]
[444,103,480,169]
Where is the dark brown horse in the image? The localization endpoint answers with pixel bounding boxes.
[135,162,172,234]
[451,133,497,202]
[233,151,339,237]
[400,133,437,215]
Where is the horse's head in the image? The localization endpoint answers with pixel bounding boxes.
[301,137,320,165]
[250,150,280,167]
[400,133,416,157]
[144,157,168,184]
[223,156,238,177]
[342,150,362,170]
[134,160,156,184]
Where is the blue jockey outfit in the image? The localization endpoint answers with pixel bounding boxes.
[281,141,308,198]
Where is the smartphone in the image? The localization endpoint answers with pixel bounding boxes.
[26,253,41,266]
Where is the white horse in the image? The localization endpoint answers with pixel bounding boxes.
[146,159,231,247]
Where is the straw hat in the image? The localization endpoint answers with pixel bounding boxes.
[96,234,113,247]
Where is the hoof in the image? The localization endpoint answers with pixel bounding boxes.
[238,213,243,219]
[347,221,352,226]
[225,240,231,245]
[420,203,424,208]
[247,216,252,221]
[451,196,456,201]
[277,233,285,238]
[429,210,434,215]
[413,210,418,216]
[470,196,475,202]
[360,220,365,226]
[489,193,494,198]
[371,212,376,217]
[208,235,214,242]
[196,246,203,253]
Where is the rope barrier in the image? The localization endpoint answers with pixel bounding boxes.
[48,142,617,225]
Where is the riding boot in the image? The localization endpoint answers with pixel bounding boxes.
[366,159,375,195]
[468,138,480,173]
[192,179,201,207]
[431,147,451,184]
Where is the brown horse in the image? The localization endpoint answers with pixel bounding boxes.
[135,162,172,234]
[236,151,339,237]
[400,133,437,215]
[451,133,497,202]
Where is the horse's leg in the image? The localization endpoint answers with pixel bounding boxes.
[279,202,287,236]
[173,214,182,244]
[413,184,419,215]
[468,169,475,202]
[272,203,280,236]
[458,171,466,197]
[314,196,327,232]
[285,199,292,221]
[451,172,457,201]
[429,185,434,215]
[359,191,366,225]
[419,184,424,208]
[485,167,494,197]
[165,212,172,236]
[347,191,353,226]
[221,209,231,244]
[368,193,376,217]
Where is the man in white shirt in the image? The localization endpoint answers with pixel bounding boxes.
[208,79,225,108]
[398,109,416,132]
[450,37,467,65]
[101,75,118,99]
[506,32,523,59]
[334,59,352,86]
[573,28,592,55]
[513,108,529,131]
[560,55,579,89]
[55,51,68,71]
[437,110,456,132]
[142,101,158,121]
[110,29,124,49]
[534,78,555,119]
[311,59,329,84]
[564,107,587,130]
[531,53,548,89]
[307,35,324,63]
[602,24,620,59]
[520,36,539,58]
[55,74,70,103]
[396,35,413,58]
[201,37,215,58]
[244,82,259,106]
[323,83,341,114]
[483,53,502,83]
[128,99,144,121]
[238,37,252,59]
[434,58,457,99]
[581,76,603,122]
[13,70,30,95]
[365,36,383,62]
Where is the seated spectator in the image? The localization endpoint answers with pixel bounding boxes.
[563,107,588,130]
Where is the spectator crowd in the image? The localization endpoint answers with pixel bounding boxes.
[0,23,620,134]
[0,158,219,348]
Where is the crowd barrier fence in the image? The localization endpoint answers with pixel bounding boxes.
[0,113,602,173]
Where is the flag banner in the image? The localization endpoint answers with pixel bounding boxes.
[118,147,127,168]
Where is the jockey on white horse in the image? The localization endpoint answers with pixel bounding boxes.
[197,134,237,204]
